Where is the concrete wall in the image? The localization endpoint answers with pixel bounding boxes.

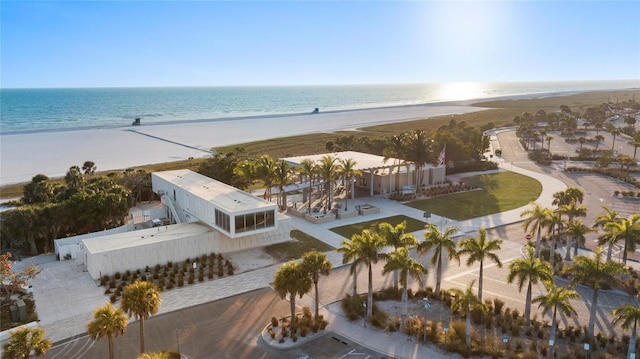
[85,216,291,280]
[55,220,135,259]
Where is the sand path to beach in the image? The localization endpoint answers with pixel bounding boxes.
[1,104,484,185]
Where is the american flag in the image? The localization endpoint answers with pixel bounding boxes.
[437,145,446,166]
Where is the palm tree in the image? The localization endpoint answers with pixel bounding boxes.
[87,302,128,359]
[383,247,427,333]
[564,220,593,260]
[532,281,579,359]
[2,326,52,359]
[273,260,312,335]
[82,160,97,176]
[273,159,295,211]
[255,155,277,201]
[298,158,317,213]
[507,246,553,327]
[611,128,621,152]
[458,227,502,302]
[378,221,417,289]
[563,246,627,336]
[546,211,564,270]
[632,132,640,160]
[120,281,162,354]
[337,235,361,298]
[604,213,640,264]
[594,134,604,154]
[593,205,623,261]
[450,281,485,348]
[338,158,361,211]
[342,228,388,317]
[300,250,332,323]
[521,203,552,257]
[417,223,460,297]
[612,304,640,359]
[383,133,407,192]
[552,187,584,206]
[317,155,339,213]
[403,129,431,187]
[546,136,553,154]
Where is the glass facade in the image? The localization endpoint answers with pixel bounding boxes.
[215,209,230,232]
[234,210,275,234]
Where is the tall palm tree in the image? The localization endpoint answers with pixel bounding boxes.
[564,220,593,260]
[383,247,427,333]
[450,281,485,348]
[2,326,52,359]
[273,159,295,211]
[532,281,579,359]
[338,158,361,211]
[563,246,627,336]
[317,155,339,213]
[546,136,553,154]
[507,246,554,327]
[604,213,640,264]
[378,221,417,289]
[546,211,564,270]
[417,224,460,297]
[632,133,640,160]
[521,203,553,257]
[298,158,317,213]
[593,205,623,261]
[255,155,277,201]
[611,128,621,152]
[403,129,431,187]
[383,133,407,192]
[273,260,312,335]
[612,304,640,359]
[300,250,332,323]
[458,227,502,302]
[342,228,388,317]
[552,187,584,206]
[594,134,604,154]
[120,281,162,354]
[87,302,128,359]
[337,235,361,298]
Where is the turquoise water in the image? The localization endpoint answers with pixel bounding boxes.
[1,80,638,133]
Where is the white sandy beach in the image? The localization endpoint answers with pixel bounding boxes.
[0,104,485,186]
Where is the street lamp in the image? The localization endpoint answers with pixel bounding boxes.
[583,342,589,359]
[422,298,430,343]
[443,323,449,351]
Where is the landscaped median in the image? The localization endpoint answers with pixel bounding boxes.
[260,307,329,349]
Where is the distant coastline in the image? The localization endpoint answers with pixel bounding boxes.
[2,80,638,134]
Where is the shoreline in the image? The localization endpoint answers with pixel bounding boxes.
[1,88,638,187]
[0,88,616,136]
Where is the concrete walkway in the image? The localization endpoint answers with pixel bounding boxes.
[11,129,640,359]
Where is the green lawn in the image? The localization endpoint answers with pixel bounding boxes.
[330,215,426,240]
[265,229,335,262]
[406,171,541,220]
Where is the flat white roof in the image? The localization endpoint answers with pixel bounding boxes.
[153,170,276,213]
[282,151,404,171]
[83,222,212,254]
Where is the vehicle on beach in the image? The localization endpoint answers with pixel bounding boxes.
[311,108,319,114]
[132,117,141,126]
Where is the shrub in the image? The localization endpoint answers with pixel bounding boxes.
[493,298,505,315]
[100,275,109,286]
[271,317,278,328]
[110,293,118,303]
[114,271,121,280]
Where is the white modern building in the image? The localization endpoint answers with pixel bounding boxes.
[82,170,291,280]
[283,151,446,197]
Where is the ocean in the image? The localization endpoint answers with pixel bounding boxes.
[1,80,638,134]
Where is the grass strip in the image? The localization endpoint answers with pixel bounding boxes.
[264,229,335,262]
[330,215,426,240]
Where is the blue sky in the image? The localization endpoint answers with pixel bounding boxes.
[1,1,639,88]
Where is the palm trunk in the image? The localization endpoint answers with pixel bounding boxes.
[401,285,408,333]
[524,282,532,327]
[465,305,471,348]
[550,232,557,270]
[607,242,614,262]
[565,237,572,261]
[139,317,145,354]
[549,307,557,359]
[290,294,297,336]
[573,235,579,256]
[314,279,320,324]
[352,266,358,298]
[535,228,542,258]
[393,270,399,290]
[478,260,484,302]
[367,263,373,317]
[623,241,629,264]
[435,255,442,297]
[588,287,599,336]
[108,336,114,359]
[628,321,637,359]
